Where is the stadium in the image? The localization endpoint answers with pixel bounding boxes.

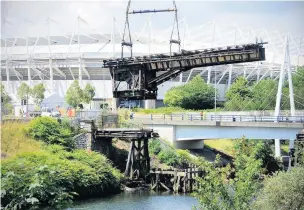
[1,1,303,112]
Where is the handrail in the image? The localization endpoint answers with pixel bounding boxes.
[131,114,304,123]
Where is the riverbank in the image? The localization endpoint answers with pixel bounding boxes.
[1,120,122,209]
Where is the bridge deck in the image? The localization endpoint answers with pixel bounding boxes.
[95,128,158,139]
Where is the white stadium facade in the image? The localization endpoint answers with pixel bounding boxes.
[1,15,304,111]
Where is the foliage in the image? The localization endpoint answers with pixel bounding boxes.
[25,116,74,149]
[164,75,216,109]
[83,83,95,104]
[148,138,194,167]
[225,67,304,111]
[1,83,13,115]
[16,83,46,106]
[225,76,252,111]
[65,81,97,108]
[282,66,304,109]
[31,83,46,105]
[65,80,84,108]
[17,82,31,102]
[118,108,131,124]
[253,167,304,210]
[1,122,42,159]
[132,106,186,114]
[194,138,264,210]
[1,147,122,209]
[232,139,281,174]
[158,149,179,166]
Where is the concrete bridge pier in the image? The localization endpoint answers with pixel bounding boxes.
[144,99,156,109]
[275,139,281,157]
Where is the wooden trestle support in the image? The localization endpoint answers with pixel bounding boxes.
[124,138,150,180]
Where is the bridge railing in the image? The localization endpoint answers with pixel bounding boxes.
[132,114,304,123]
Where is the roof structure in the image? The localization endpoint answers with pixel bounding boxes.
[1,17,303,84]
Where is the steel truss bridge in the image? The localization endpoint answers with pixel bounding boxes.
[1,15,303,99]
[104,42,266,99]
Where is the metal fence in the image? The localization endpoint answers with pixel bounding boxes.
[132,114,304,123]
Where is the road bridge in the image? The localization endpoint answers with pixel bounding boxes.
[131,114,304,157]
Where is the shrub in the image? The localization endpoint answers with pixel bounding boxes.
[158,149,179,166]
[1,147,122,209]
[25,117,74,149]
[253,167,304,210]
[148,139,162,155]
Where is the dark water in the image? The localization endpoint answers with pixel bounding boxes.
[68,191,198,210]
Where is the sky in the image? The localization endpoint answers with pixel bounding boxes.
[1,1,304,38]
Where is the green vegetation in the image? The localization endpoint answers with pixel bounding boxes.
[253,167,304,210]
[65,80,96,108]
[1,83,13,115]
[1,120,122,209]
[25,117,76,149]
[31,83,46,105]
[149,138,193,167]
[1,122,42,158]
[204,139,234,156]
[17,82,46,107]
[193,138,304,210]
[194,139,269,210]
[163,75,216,109]
[225,67,304,111]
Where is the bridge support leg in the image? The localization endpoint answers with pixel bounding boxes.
[275,139,281,157]
[112,98,119,111]
[125,138,150,180]
[144,99,156,109]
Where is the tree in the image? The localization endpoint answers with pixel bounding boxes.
[65,80,83,108]
[253,167,304,210]
[83,84,95,104]
[225,76,252,111]
[281,66,304,110]
[31,83,46,105]
[1,83,13,115]
[164,75,215,109]
[250,79,277,110]
[194,138,265,210]
[17,83,31,101]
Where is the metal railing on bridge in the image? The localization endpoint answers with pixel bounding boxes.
[132,114,304,123]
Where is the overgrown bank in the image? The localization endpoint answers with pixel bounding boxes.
[1,118,122,209]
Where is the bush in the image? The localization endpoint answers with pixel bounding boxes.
[164,75,215,109]
[25,117,74,149]
[148,139,162,155]
[158,149,179,166]
[253,167,304,210]
[1,146,122,209]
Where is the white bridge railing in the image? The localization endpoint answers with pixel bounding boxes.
[132,114,304,123]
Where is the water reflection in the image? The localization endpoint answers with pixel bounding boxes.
[69,190,198,210]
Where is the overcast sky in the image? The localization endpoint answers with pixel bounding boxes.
[1,1,304,39]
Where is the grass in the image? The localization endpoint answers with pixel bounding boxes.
[1,121,42,158]
[132,106,225,114]
[281,144,289,154]
[204,139,234,156]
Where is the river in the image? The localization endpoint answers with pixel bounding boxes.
[68,190,198,210]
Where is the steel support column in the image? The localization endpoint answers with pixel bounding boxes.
[49,58,53,94]
[207,67,211,84]
[227,65,232,89]
[274,36,292,157]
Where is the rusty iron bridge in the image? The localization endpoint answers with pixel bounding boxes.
[104,42,267,100]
